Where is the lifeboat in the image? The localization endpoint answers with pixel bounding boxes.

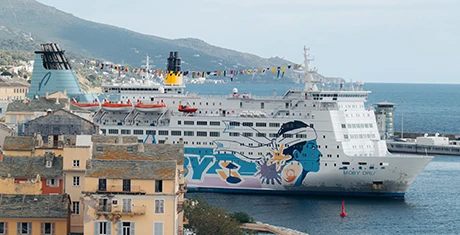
[178,104,198,113]
[101,99,133,112]
[71,98,100,111]
[135,100,167,112]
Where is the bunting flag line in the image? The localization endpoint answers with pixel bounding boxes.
[81,59,302,79]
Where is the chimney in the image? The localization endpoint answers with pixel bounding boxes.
[0,152,3,162]
[55,98,60,104]
[46,92,49,99]
[63,89,67,96]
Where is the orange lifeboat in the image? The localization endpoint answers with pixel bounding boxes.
[101,99,133,112]
[71,98,100,111]
[135,100,167,112]
[178,104,198,113]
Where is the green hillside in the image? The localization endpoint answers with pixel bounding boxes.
[0,1,296,76]
[0,0,344,86]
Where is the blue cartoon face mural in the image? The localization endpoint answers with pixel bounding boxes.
[183,120,321,189]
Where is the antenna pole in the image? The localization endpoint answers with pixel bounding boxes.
[401,100,404,139]
[303,46,317,92]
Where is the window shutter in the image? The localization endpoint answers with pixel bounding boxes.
[154,222,163,235]
[17,222,20,235]
[4,222,7,234]
[107,222,112,235]
[94,222,99,235]
[130,222,135,235]
[51,223,55,235]
[41,223,44,235]
[27,222,31,234]
[117,222,122,235]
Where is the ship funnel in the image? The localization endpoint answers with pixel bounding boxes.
[26,43,88,102]
[165,51,182,85]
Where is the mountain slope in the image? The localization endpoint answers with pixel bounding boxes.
[0,0,295,77]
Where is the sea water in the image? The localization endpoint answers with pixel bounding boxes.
[185,83,460,235]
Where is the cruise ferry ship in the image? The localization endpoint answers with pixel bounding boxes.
[91,48,432,197]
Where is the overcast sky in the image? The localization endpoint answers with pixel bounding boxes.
[37,0,459,83]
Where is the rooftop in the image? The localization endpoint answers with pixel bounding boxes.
[2,136,35,151]
[86,160,176,180]
[0,154,63,178]
[22,109,98,136]
[0,78,30,88]
[0,194,70,218]
[6,98,87,113]
[93,143,184,165]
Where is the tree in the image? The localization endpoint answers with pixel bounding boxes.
[230,211,255,224]
[184,197,245,235]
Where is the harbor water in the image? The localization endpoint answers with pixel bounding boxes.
[185,82,460,235]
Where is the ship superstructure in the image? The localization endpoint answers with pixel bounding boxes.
[93,48,432,197]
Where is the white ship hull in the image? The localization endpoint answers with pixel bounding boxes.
[97,108,433,197]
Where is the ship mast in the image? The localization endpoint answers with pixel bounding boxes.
[142,54,154,82]
[303,46,318,92]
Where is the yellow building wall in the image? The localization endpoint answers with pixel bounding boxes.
[65,171,85,234]
[0,175,42,194]
[0,219,68,235]
[83,195,179,235]
[1,150,33,156]
[4,112,36,124]
[59,147,90,234]
[0,86,28,101]
[35,148,64,156]
[61,147,91,171]
[84,178,176,195]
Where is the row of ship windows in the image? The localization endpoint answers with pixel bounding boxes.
[312,94,367,98]
[346,113,370,117]
[341,123,374,128]
[338,104,365,108]
[103,129,221,137]
[101,129,312,139]
[343,134,377,139]
[177,121,315,129]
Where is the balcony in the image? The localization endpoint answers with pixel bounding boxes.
[97,205,146,215]
[96,185,146,195]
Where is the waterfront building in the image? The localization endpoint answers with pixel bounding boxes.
[0,194,71,235]
[0,77,30,119]
[82,136,186,235]
[1,136,36,156]
[21,108,98,137]
[0,78,30,101]
[1,135,93,234]
[0,153,64,195]
[32,135,92,235]
[4,92,92,130]
[4,110,98,234]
